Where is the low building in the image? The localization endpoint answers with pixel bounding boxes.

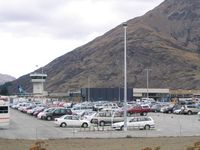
[81,88,133,102]
[133,88,170,101]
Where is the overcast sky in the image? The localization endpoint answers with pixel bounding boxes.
[0,0,164,78]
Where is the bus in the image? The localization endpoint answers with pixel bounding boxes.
[0,99,10,127]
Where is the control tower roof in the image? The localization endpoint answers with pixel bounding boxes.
[30,73,47,77]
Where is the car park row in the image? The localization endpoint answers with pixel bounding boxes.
[10,97,200,130]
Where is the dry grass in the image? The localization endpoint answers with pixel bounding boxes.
[29,141,48,150]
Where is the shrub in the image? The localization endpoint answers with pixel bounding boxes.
[187,141,200,150]
[29,141,48,150]
[141,147,160,150]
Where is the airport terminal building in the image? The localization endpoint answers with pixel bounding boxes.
[81,88,170,102]
[133,88,170,101]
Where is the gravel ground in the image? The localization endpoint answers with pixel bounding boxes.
[0,136,199,150]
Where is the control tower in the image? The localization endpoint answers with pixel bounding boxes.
[30,73,47,96]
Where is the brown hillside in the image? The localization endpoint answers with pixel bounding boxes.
[7,0,200,94]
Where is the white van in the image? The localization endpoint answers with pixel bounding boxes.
[0,100,10,127]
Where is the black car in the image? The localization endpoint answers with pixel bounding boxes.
[43,107,72,121]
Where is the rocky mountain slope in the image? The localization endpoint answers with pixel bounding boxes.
[6,0,200,94]
[0,73,15,85]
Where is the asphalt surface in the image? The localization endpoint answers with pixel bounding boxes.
[0,109,200,139]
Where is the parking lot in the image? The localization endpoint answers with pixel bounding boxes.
[0,108,200,139]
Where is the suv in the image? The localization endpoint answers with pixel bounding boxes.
[43,107,72,120]
[181,105,200,115]
[91,111,124,126]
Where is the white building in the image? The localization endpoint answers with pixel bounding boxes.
[133,88,170,100]
[30,73,47,96]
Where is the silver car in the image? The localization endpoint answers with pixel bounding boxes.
[91,111,124,126]
[182,105,200,115]
[112,116,155,130]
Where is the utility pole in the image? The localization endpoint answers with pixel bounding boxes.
[145,69,152,98]
[88,78,90,101]
[119,86,121,102]
[123,22,128,131]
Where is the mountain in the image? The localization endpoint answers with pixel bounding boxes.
[0,73,15,85]
[6,0,200,94]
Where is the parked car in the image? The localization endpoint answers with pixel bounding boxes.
[54,115,90,128]
[173,108,182,114]
[112,116,155,130]
[141,98,155,104]
[71,105,93,116]
[150,104,162,112]
[91,111,124,126]
[42,108,72,121]
[27,106,44,115]
[92,101,111,111]
[172,105,182,114]
[100,103,120,111]
[126,104,151,116]
[82,111,97,122]
[160,104,175,113]
[32,107,45,117]
[181,105,200,115]
[37,107,55,119]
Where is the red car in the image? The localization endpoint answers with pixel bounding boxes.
[126,104,151,116]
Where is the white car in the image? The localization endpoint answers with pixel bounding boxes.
[54,115,91,128]
[173,109,182,114]
[112,116,155,130]
[71,105,93,116]
[82,111,97,122]
[100,102,119,111]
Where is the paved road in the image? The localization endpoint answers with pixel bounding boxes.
[0,109,200,139]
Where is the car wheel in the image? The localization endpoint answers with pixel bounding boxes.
[144,125,150,130]
[127,112,131,116]
[188,111,192,115]
[142,112,147,116]
[99,121,105,126]
[82,123,88,128]
[47,116,52,121]
[120,125,124,131]
[60,122,67,127]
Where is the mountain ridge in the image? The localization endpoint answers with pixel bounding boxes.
[5,0,200,94]
[0,73,16,85]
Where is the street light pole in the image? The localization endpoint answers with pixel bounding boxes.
[145,69,151,98]
[119,86,121,102]
[123,22,128,131]
[88,77,90,101]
